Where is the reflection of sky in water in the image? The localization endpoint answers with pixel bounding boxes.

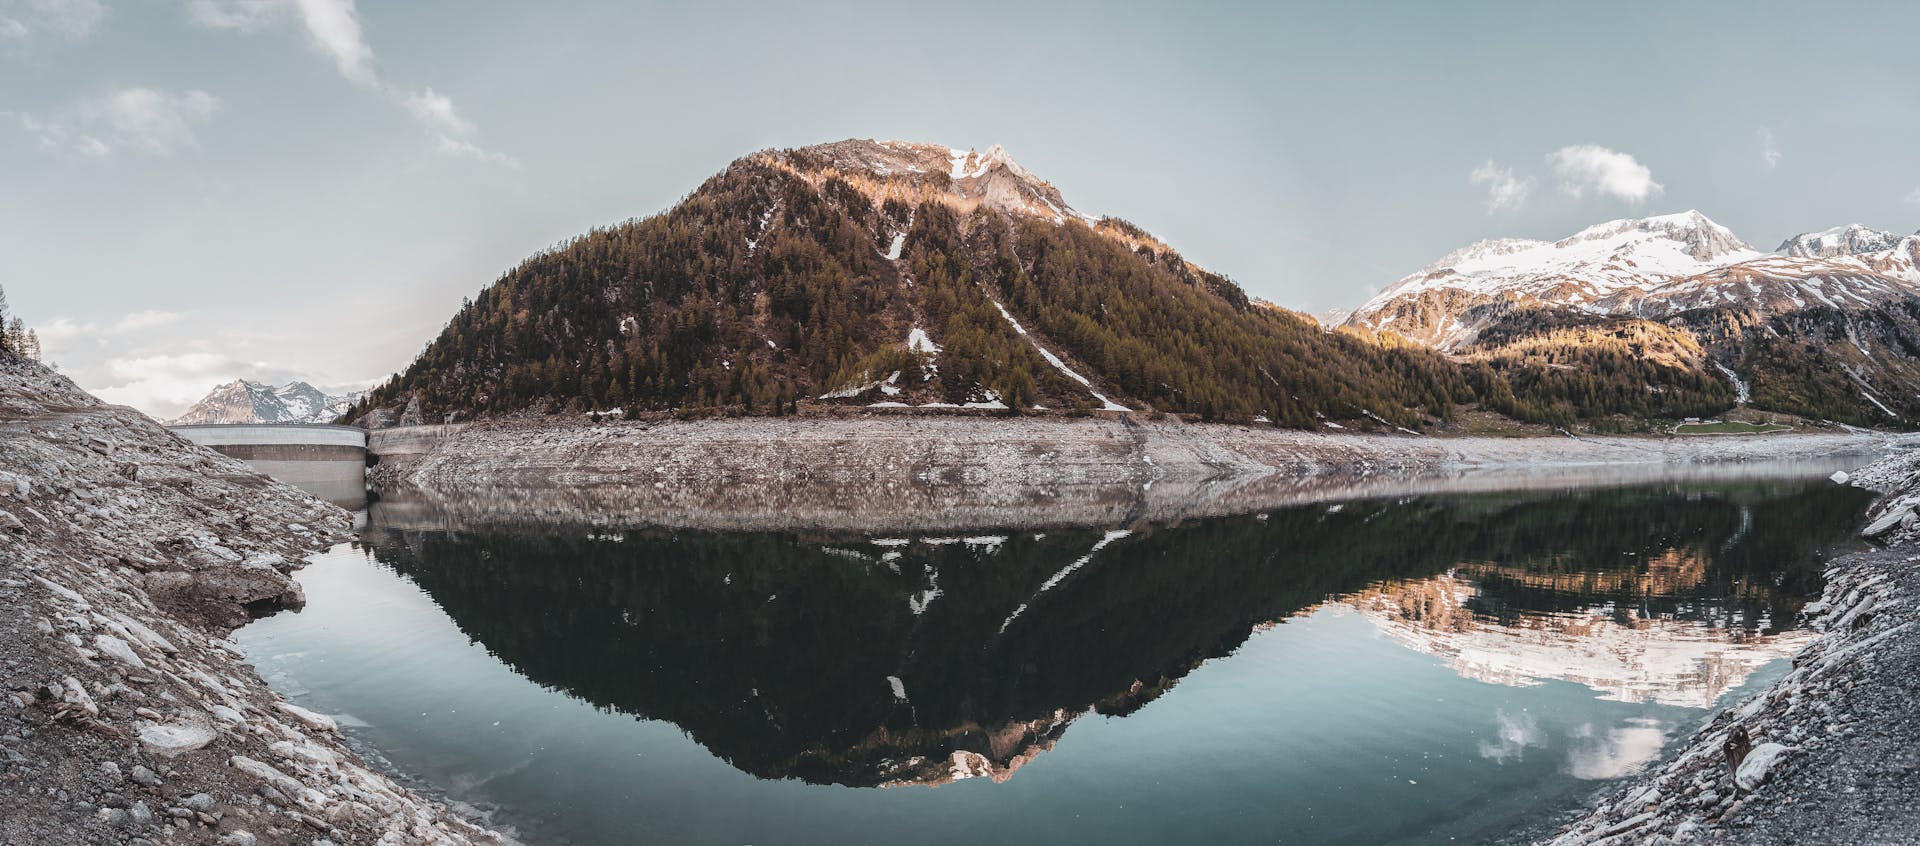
[233,479,1866,846]
[1469,708,1668,780]
[1565,719,1670,780]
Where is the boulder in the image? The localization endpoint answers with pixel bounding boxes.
[138,721,216,758]
[1734,742,1791,792]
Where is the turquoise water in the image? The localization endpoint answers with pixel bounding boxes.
[235,478,1871,845]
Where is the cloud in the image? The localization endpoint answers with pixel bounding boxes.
[190,0,372,83]
[290,0,374,84]
[1905,186,1920,205]
[15,88,220,158]
[35,308,357,419]
[436,135,519,168]
[1759,128,1781,170]
[188,0,515,165]
[402,87,475,136]
[33,310,185,348]
[1469,160,1534,213]
[0,0,105,42]
[92,352,306,418]
[1547,145,1664,204]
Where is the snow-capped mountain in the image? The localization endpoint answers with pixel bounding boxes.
[1778,224,1903,258]
[1344,211,1920,424]
[1349,211,1920,350]
[170,380,361,425]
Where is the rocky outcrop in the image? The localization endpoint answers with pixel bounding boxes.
[0,357,504,846]
[1537,449,1920,845]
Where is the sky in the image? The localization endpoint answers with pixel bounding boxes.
[4,0,1920,418]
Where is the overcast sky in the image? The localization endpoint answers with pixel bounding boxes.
[5,0,1920,418]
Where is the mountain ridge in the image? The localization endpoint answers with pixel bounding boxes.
[171,379,362,425]
[344,138,1479,431]
[1347,211,1920,425]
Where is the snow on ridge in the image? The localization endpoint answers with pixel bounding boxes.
[989,299,1128,411]
[1348,210,1920,326]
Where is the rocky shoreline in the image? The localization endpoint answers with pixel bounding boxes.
[0,358,504,846]
[370,415,1895,533]
[1536,450,1920,845]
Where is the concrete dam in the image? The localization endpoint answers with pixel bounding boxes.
[170,423,370,509]
[169,423,468,511]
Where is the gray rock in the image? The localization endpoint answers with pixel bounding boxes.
[129,764,161,787]
[137,721,215,758]
[92,634,146,669]
[1735,742,1791,792]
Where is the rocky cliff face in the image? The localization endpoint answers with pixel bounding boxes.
[0,356,501,846]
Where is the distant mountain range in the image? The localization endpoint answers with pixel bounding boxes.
[342,137,1920,432]
[1347,212,1920,424]
[170,380,362,425]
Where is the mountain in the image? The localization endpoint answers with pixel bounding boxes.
[1348,213,1920,426]
[1778,224,1903,258]
[170,380,361,425]
[347,139,1475,430]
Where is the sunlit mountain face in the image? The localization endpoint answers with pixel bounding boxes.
[353,479,1867,787]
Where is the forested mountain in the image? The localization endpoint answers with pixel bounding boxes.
[345,141,1920,432]
[1349,213,1920,426]
[347,140,1476,430]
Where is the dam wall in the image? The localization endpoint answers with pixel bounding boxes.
[169,423,369,509]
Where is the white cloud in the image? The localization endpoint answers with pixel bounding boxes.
[0,0,105,41]
[33,310,186,348]
[1904,186,1920,205]
[111,309,184,332]
[93,352,298,417]
[188,0,515,166]
[1469,160,1534,213]
[1759,128,1781,170]
[190,0,372,84]
[291,0,374,84]
[15,88,220,158]
[435,135,518,168]
[35,309,358,419]
[403,87,475,136]
[1547,145,1664,204]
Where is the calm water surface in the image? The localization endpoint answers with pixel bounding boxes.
[235,475,1873,845]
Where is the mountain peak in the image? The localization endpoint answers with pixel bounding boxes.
[1559,210,1753,262]
[1777,223,1902,258]
[774,138,1090,225]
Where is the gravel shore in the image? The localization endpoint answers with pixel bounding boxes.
[1535,450,1920,845]
[0,358,505,846]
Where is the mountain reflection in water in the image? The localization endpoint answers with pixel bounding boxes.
[352,478,1869,788]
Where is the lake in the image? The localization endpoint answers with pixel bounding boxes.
[234,471,1873,845]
